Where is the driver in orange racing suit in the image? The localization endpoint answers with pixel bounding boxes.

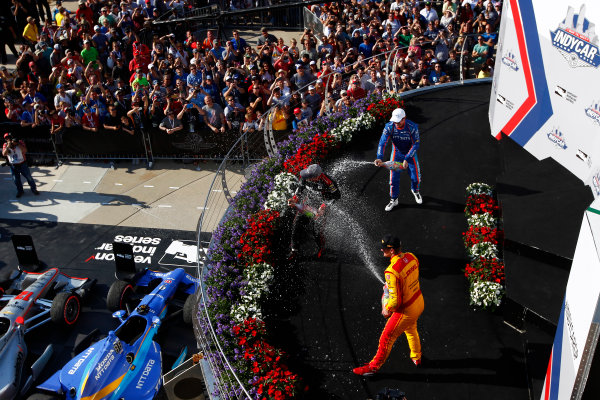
[353,234,425,376]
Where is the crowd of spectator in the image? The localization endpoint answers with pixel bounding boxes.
[0,0,501,149]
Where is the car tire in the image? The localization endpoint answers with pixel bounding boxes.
[154,386,168,400]
[183,294,196,325]
[107,280,134,312]
[50,292,81,326]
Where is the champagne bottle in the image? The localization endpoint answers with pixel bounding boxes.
[382,160,406,170]
[294,203,317,218]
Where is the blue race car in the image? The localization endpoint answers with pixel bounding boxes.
[34,243,199,400]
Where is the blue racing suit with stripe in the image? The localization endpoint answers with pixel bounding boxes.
[377,120,421,199]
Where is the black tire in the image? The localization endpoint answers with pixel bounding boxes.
[50,292,81,326]
[107,280,134,312]
[182,294,196,325]
[154,386,168,400]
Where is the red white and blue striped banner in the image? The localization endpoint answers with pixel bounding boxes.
[489,1,600,198]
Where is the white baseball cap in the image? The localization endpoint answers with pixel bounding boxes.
[390,108,406,123]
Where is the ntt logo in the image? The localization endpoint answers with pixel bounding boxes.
[550,5,600,68]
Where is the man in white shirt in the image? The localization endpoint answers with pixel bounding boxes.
[54,83,76,109]
[420,2,439,23]
[2,133,39,197]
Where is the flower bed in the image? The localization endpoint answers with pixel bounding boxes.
[463,183,506,309]
[202,92,394,398]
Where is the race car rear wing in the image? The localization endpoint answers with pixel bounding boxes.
[11,235,46,271]
[113,242,139,282]
[112,242,198,295]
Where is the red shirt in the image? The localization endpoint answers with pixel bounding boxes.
[273,58,293,72]
[132,42,150,58]
[129,58,149,74]
[82,112,99,129]
[348,86,366,100]
[75,6,94,25]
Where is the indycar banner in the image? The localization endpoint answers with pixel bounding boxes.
[489,0,600,197]
[541,198,600,400]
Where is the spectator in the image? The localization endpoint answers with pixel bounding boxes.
[471,35,489,74]
[159,109,182,135]
[270,104,288,133]
[202,96,226,134]
[224,96,245,131]
[257,27,277,49]
[420,2,439,24]
[292,107,308,132]
[23,16,39,46]
[428,63,447,83]
[304,85,322,115]
[81,106,99,132]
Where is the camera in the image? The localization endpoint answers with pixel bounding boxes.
[375,388,407,400]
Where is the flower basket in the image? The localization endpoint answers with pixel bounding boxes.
[463,182,505,310]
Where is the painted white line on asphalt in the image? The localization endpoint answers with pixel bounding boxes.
[169,186,179,189]
[115,183,123,186]
[158,204,172,208]
[53,179,63,182]
[83,181,91,184]
[197,207,209,210]
[144,185,154,188]
[212,189,222,192]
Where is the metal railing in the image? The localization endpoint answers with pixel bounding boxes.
[193,33,493,399]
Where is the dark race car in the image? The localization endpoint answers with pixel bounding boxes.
[0,263,95,399]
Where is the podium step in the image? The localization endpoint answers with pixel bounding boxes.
[498,134,539,174]
[500,187,593,259]
[497,157,583,200]
[504,246,571,325]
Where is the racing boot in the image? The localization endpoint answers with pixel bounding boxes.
[352,364,378,376]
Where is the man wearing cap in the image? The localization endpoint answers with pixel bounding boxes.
[288,163,340,258]
[54,83,75,108]
[420,1,439,23]
[375,108,422,211]
[76,0,94,26]
[81,40,99,66]
[257,27,277,49]
[352,234,424,376]
[22,17,38,46]
[292,107,308,132]
[3,133,39,198]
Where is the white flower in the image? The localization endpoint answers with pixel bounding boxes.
[329,113,375,143]
[467,212,497,228]
[264,172,299,213]
[468,242,498,260]
[466,182,493,196]
[469,280,504,309]
[231,262,274,323]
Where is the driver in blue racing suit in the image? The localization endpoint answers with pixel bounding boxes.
[374,108,422,211]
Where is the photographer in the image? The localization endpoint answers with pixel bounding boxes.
[2,133,39,198]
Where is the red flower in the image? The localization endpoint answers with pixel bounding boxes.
[238,209,280,266]
[465,194,498,217]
